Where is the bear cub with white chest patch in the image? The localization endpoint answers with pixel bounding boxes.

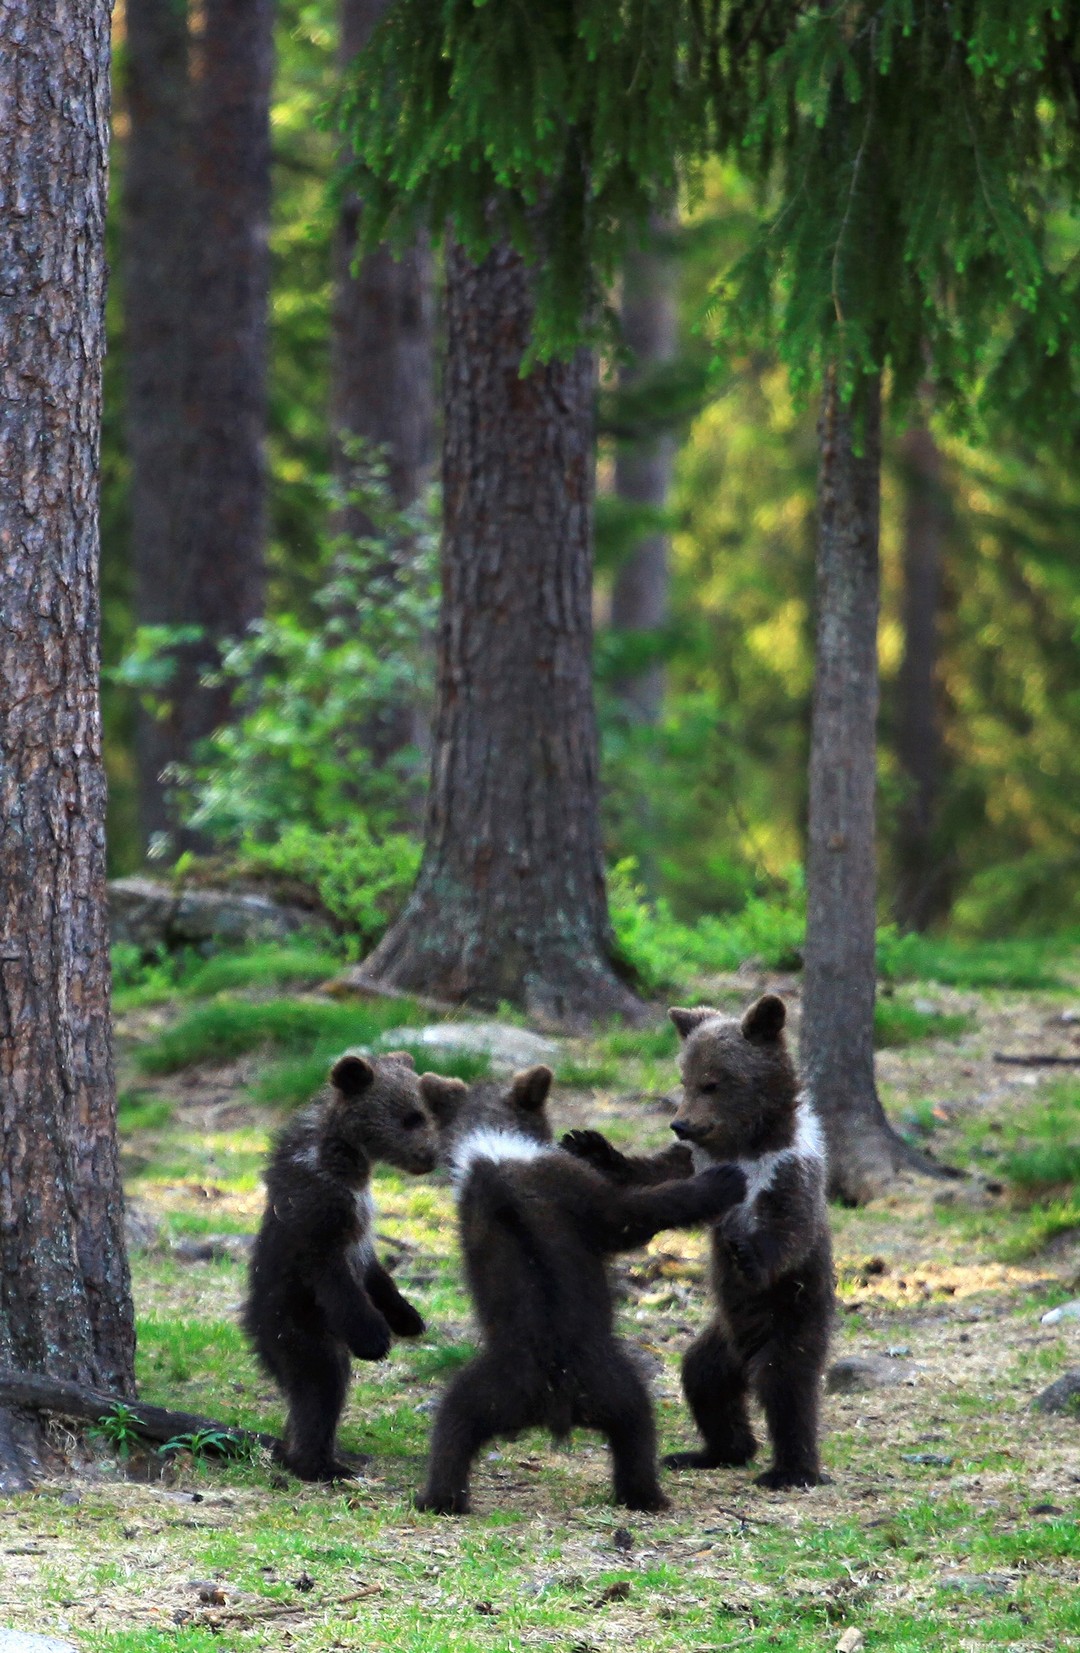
[415,1065,748,1514]
[243,1051,463,1482]
[562,994,834,1489]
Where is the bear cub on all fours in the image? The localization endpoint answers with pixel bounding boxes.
[415,1064,748,1515]
[243,1051,465,1483]
[562,994,834,1490]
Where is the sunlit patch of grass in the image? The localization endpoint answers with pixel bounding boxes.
[554,1056,623,1089]
[877,930,1069,989]
[117,1089,175,1131]
[595,1022,679,1062]
[136,995,427,1074]
[180,943,346,997]
[874,999,974,1049]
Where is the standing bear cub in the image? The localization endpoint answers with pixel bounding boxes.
[243,1051,464,1482]
[563,994,834,1489]
[415,1065,748,1514]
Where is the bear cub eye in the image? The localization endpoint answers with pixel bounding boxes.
[697,1080,721,1095]
[402,1110,427,1131]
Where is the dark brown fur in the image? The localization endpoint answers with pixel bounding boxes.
[562,995,834,1489]
[415,1067,748,1514]
[243,1051,460,1482]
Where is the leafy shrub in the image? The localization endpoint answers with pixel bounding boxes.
[179,449,438,847]
[238,821,420,951]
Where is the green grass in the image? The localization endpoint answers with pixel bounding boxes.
[117,1090,175,1131]
[877,930,1071,989]
[135,996,427,1075]
[873,999,975,1049]
[179,943,345,996]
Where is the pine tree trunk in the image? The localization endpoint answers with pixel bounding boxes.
[894,421,951,931]
[331,0,435,772]
[169,0,273,823]
[0,0,136,1482]
[123,0,193,852]
[610,215,677,726]
[801,370,916,1201]
[359,240,642,1026]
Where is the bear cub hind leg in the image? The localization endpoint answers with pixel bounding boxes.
[665,1322,757,1471]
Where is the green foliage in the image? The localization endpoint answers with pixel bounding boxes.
[877,930,1068,989]
[177,447,437,848]
[117,1091,174,1132]
[93,1402,145,1459]
[238,822,421,952]
[609,858,806,991]
[178,943,346,997]
[339,0,702,359]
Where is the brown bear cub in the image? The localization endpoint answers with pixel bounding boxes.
[414,1066,747,1514]
[562,994,833,1489]
[243,1051,461,1482]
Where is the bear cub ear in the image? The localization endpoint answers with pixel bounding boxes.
[418,1073,468,1124]
[381,1049,417,1069]
[330,1052,375,1096]
[511,1065,553,1111]
[668,1006,715,1040]
[740,993,786,1044]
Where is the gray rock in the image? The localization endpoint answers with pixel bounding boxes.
[1032,1369,1080,1414]
[109,877,311,956]
[380,1021,561,1071]
[826,1355,919,1393]
[0,1634,77,1653]
[936,1574,1013,1596]
[1041,1300,1080,1325]
[172,1235,253,1264]
[124,1199,163,1253]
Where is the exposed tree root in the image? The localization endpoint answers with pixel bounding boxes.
[0,1368,282,1466]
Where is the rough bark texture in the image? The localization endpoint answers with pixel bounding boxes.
[894,421,951,932]
[168,0,273,813]
[610,217,677,725]
[360,241,641,1027]
[0,0,136,1483]
[123,0,194,850]
[801,372,919,1201]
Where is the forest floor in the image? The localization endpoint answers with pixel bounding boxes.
[2,945,1079,1653]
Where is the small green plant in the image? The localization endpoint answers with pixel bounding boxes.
[160,1427,252,1462]
[93,1402,146,1459]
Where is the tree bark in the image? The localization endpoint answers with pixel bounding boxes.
[358,240,642,1026]
[610,214,677,725]
[801,370,925,1201]
[123,0,194,852]
[0,0,136,1447]
[168,0,274,824]
[893,420,951,931]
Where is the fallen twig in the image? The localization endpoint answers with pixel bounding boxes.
[993,1052,1080,1067]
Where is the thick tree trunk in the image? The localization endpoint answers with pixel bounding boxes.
[168,0,273,822]
[801,371,923,1201]
[123,0,193,852]
[331,0,435,773]
[358,241,642,1026]
[0,0,136,1483]
[893,421,951,932]
[610,215,677,725]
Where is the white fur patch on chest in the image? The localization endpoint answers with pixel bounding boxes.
[347,1186,376,1271]
[733,1096,825,1222]
[450,1127,553,1194]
